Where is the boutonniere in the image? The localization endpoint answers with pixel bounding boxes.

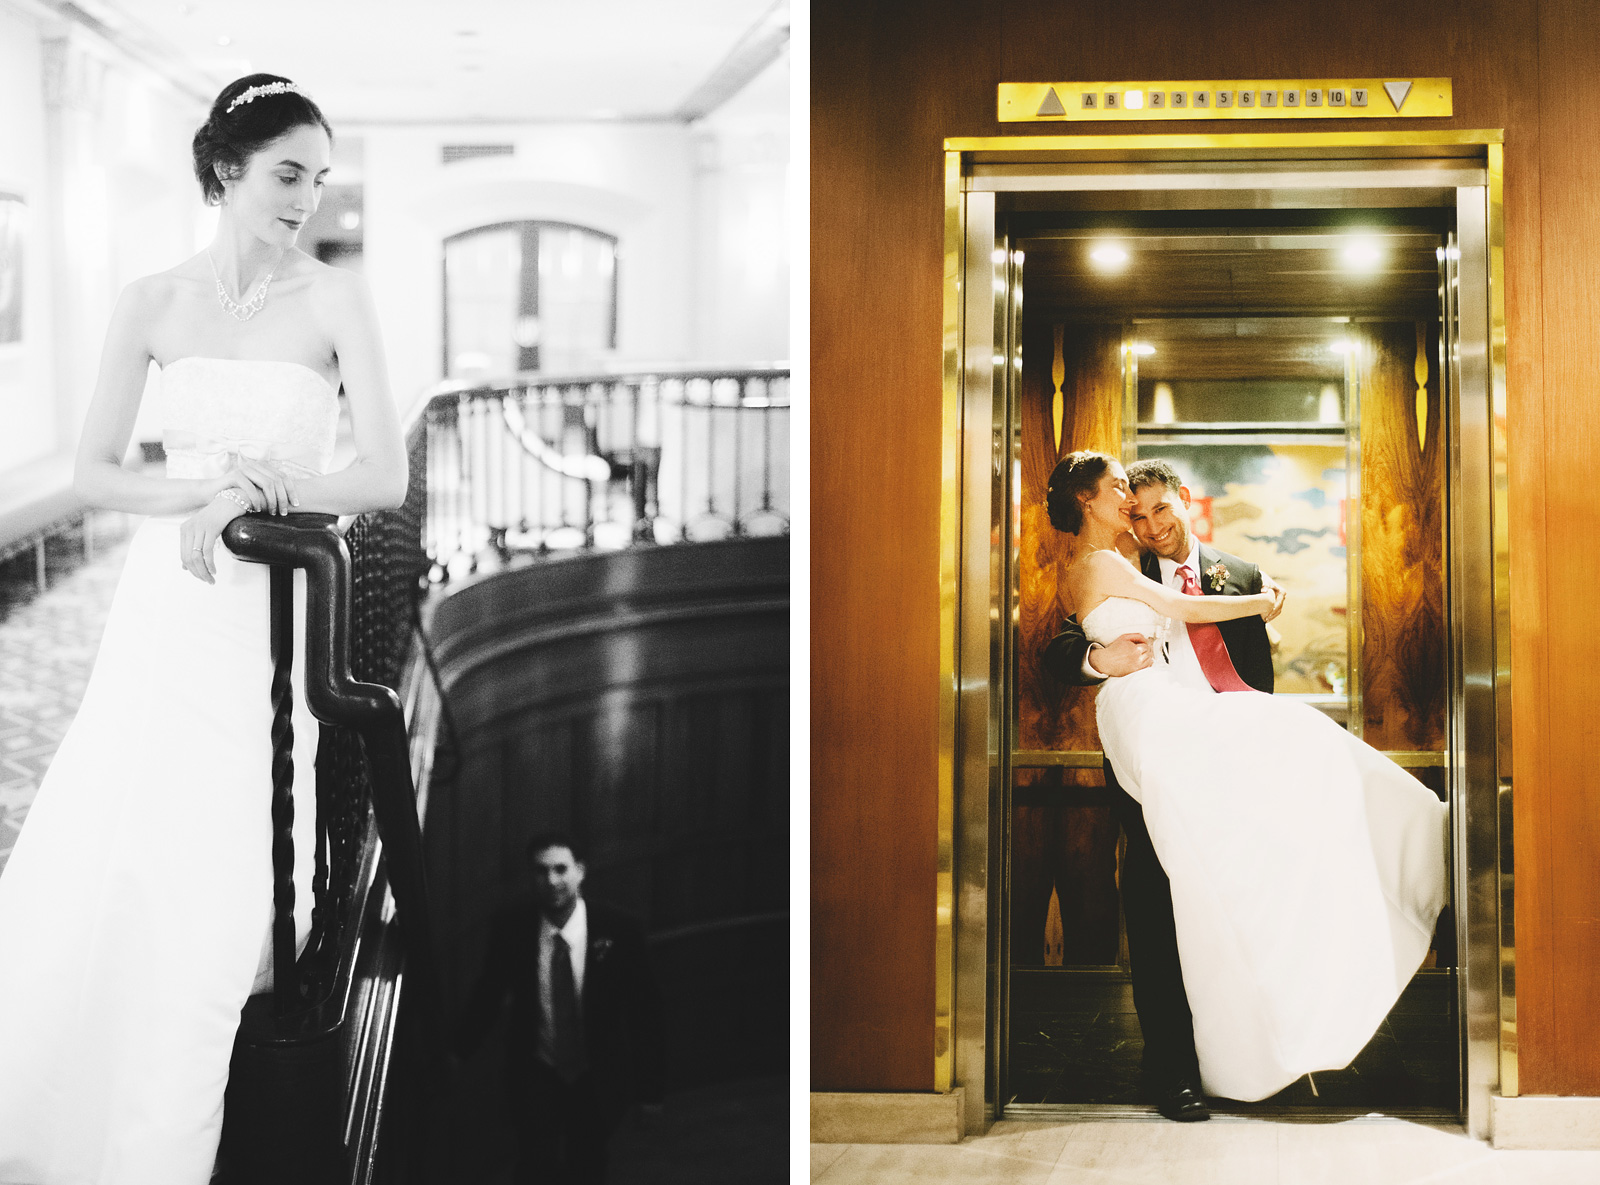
[591,936,614,960]
[1205,562,1229,592]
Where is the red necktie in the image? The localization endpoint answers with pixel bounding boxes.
[1177,564,1254,693]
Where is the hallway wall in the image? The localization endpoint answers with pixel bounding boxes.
[811,0,1591,1095]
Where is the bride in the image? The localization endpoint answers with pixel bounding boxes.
[1050,449,1447,1102]
[0,74,405,1182]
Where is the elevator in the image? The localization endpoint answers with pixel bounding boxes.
[937,134,1510,1138]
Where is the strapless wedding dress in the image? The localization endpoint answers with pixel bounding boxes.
[0,358,337,1184]
[1083,595,1448,1102]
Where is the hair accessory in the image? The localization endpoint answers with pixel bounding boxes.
[226,81,303,115]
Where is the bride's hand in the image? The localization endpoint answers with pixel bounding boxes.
[179,495,248,585]
[216,456,299,517]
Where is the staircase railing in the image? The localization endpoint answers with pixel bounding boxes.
[422,365,790,580]
[214,415,436,1185]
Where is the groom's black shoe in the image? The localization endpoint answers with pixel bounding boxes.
[1154,1079,1211,1123]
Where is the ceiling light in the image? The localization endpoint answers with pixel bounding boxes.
[216,34,231,46]
[1133,342,1156,356]
[1089,244,1129,270]
[1342,239,1382,271]
[1329,339,1353,355]
[338,210,361,231]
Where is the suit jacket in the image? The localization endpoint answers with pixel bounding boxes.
[1041,544,1274,695]
[456,896,665,1109]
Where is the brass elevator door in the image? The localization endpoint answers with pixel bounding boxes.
[998,216,1459,1114]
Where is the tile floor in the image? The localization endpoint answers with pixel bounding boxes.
[811,1118,1600,1184]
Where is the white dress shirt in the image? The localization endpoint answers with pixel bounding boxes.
[537,896,588,1069]
[1156,537,1217,694]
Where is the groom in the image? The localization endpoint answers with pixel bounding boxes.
[1042,458,1285,1122]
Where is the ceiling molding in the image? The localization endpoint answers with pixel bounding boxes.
[673,0,788,123]
[2,0,213,103]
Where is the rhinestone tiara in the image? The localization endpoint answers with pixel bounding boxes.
[226,80,304,115]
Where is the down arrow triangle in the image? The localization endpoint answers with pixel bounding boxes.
[1383,80,1413,111]
[1036,87,1066,117]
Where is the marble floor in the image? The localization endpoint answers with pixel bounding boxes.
[810,1119,1600,1184]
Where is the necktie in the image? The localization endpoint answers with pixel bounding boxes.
[1177,564,1254,693]
[549,933,588,1082]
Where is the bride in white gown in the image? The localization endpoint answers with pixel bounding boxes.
[1053,451,1448,1102]
[0,75,406,1184]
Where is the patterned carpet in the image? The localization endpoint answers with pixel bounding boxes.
[0,516,134,876]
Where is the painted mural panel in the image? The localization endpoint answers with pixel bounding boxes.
[1139,443,1348,696]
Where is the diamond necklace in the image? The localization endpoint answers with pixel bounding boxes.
[206,251,276,321]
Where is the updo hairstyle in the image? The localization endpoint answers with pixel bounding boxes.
[192,74,333,206]
[1045,450,1114,534]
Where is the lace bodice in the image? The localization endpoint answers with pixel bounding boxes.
[1081,595,1164,646]
[159,357,339,480]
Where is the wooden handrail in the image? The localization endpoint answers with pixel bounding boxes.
[222,511,438,1029]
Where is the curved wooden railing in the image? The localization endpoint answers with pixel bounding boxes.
[422,365,790,578]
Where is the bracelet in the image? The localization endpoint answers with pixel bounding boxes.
[216,487,254,513]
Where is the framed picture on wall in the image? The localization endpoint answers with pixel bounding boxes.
[0,193,23,349]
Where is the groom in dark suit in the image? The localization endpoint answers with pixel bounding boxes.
[456,833,663,1184]
[1042,458,1284,1122]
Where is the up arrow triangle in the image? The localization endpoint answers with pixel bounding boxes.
[1383,80,1413,112]
[1036,87,1066,117]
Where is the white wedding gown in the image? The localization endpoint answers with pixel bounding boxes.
[0,358,335,1184]
[1083,595,1448,1102]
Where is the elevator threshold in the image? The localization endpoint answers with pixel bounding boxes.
[1002,1102,1461,1124]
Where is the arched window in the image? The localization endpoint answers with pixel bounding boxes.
[442,221,617,378]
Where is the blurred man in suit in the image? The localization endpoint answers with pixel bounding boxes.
[457,832,663,1184]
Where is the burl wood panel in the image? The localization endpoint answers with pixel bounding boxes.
[1012,319,1125,969]
[1017,319,1124,752]
[1357,322,1446,750]
[1012,773,1120,968]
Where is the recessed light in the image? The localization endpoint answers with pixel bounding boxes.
[216,34,231,46]
[1342,239,1382,271]
[1089,244,1129,270]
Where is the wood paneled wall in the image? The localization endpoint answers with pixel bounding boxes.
[812,0,1592,1094]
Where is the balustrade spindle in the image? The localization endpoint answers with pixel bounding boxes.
[761,385,774,518]
[268,564,299,1015]
[731,380,744,535]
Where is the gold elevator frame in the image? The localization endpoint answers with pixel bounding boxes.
[936,131,1512,1139]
